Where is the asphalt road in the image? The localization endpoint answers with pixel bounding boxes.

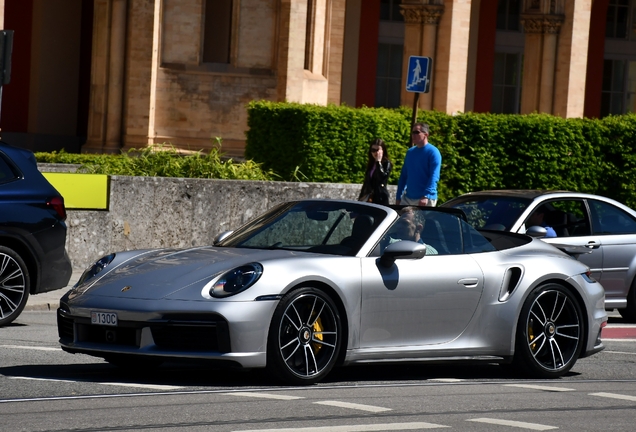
[1,311,635,431]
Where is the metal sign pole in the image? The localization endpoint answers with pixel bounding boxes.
[410,93,419,146]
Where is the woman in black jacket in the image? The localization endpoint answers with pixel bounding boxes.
[358,138,392,206]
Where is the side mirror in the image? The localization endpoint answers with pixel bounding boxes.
[213,230,234,245]
[526,226,547,238]
[380,240,427,268]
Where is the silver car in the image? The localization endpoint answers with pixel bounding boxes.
[58,200,606,384]
[443,190,636,321]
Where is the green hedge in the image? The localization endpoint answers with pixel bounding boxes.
[35,145,277,181]
[246,101,636,208]
[246,101,411,185]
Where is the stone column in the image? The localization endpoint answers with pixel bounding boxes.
[276,0,305,102]
[83,0,112,153]
[400,5,424,108]
[327,0,346,104]
[400,1,444,110]
[433,0,471,114]
[554,0,592,118]
[520,0,564,115]
[84,0,128,153]
[539,19,561,113]
[520,20,541,113]
[420,6,443,110]
[104,0,127,152]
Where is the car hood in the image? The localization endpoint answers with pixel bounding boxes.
[70,246,307,300]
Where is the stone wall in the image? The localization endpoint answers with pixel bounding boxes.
[65,175,396,272]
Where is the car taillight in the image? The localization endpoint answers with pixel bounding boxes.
[47,196,67,221]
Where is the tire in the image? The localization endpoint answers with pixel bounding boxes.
[0,246,30,327]
[267,287,342,385]
[512,283,584,378]
[618,280,636,322]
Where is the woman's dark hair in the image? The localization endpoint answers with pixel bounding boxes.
[366,138,389,172]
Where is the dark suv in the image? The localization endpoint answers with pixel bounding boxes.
[0,141,72,326]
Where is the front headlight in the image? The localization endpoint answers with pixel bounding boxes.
[76,253,116,286]
[206,263,263,298]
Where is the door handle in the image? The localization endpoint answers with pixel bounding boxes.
[586,241,601,249]
[458,278,479,288]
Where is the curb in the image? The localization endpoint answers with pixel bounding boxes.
[24,302,59,312]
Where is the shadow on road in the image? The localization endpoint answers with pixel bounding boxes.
[0,359,581,389]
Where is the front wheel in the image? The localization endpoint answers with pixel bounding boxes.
[0,246,30,327]
[267,287,342,385]
[513,284,584,378]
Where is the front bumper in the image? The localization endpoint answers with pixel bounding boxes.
[57,297,279,368]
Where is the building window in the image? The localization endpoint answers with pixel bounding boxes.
[203,0,233,63]
[601,59,636,116]
[375,43,403,108]
[380,0,403,22]
[606,0,635,39]
[496,0,520,31]
[492,52,521,113]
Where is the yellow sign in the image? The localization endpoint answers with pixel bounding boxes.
[42,173,109,210]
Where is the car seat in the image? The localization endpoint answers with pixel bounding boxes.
[340,215,375,253]
[420,219,451,255]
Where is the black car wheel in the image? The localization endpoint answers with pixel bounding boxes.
[267,287,341,385]
[513,284,584,378]
[0,246,30,326]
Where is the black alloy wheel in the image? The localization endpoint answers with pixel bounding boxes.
[267,287,342,385]
[514,283,584,378]
[0,246,30,327]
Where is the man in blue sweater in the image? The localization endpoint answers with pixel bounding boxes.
[396,122,442,207]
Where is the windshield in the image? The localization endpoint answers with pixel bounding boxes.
[444,196,530,231]
[217,201,389,256]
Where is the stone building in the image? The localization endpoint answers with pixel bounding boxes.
[0,0,634,157]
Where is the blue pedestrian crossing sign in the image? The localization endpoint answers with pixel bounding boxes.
[406,56,432,93]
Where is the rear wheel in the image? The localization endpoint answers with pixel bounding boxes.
[513,284,584,378]
[267,287,342,385]
[0,246,30,327]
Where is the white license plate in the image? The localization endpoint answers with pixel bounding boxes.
[91,311,118,326]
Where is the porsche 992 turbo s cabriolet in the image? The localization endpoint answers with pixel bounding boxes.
[58,200,606,384]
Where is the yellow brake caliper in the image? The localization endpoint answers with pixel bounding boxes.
[311,316,324,354]
[528,318,536,351]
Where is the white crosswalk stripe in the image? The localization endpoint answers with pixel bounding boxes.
[314,400,392,412]
[224,392,304,400]
[589,392,636,402]
[504,384,575,392]
[233,422,448,432]
[467,418,558,430]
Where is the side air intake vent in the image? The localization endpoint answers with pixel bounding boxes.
[499,266,523,301]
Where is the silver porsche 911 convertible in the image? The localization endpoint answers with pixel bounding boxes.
[58,200,607,384]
